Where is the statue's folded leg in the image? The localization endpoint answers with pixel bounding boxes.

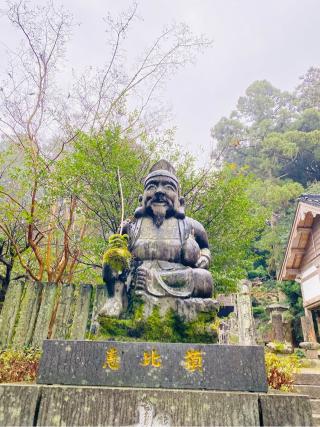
[191,268,213,298]
[134,262,212,298]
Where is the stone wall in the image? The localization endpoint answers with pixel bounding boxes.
[0,384,313,427]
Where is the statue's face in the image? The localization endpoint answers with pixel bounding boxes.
[143,175,179,223]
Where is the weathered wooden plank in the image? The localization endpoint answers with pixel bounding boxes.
[32,282,57,348]
[51,283,75,339]
[12,281,43,348]
[89,285,108,334]
[0,384,41,427]
[70,284,92,340]
[0,280,24,348]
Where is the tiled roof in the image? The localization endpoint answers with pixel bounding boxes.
[298,194,320,207]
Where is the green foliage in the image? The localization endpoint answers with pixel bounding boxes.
[97,302,218,343]
[53,128,190,285]
[294,348,306,359]
[186,165,268,293]
[55,129,267,292]
[212,68,320,191]
[212,67,320,293]
[296,67,320,111]
[280,280,304,344]
[268,341,287,354]
[0,348,41,383]
[265,351,300,391]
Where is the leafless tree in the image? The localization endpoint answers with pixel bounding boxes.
[0,0,211,286]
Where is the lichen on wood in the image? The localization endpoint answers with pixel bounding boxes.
[12,281,43,348]
[89,285,109,334]
[51,283,75,339]
[70,284,92,340]
[0,281,24,348]
[32,282,57,348]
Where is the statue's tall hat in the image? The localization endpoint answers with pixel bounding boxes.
[144,160,179,188]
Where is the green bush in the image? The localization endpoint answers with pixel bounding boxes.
[294,348,306,359]
[265,351,300,391]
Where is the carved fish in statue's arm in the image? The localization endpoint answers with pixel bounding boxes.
[188,218,212,270]
[102,234,131,292]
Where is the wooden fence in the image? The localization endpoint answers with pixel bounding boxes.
[0,280,109,349]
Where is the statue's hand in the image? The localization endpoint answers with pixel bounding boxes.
[195,255,209,269]
[136,266,152,293]
[102,263,118,284]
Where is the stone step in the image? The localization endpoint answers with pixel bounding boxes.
[311,399,320,415]
[301,359,320,369]
[294,385,320,399]
[295,373,320,386]
[313,414,320,427]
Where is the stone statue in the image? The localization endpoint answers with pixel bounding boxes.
[101,160,215,319]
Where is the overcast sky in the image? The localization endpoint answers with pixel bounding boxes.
[1,0,320,163]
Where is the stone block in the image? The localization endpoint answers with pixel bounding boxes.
[295,372,320,386]
[300,341,320,350]
[306,349,319,359]
[0,384,41,427]
[141,294,218,320]
[259,393,313,426]
[37,386,260,427]
[294,384,320,398]
[37,340,268,392]
[0,384,314,426]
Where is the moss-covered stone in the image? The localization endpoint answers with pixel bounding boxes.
[94,296,218,343]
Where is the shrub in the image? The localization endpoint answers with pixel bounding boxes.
[265,351,300,391]
[294,348,305,359]
[0,348,41,383]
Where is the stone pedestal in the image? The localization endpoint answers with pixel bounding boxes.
[141,294,218,321]
[0,384,313,426]
[37,340,268,392]
[299,341,320,359]
[98,281,127,318]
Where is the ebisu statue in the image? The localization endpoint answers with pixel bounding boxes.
[101,160,216,321]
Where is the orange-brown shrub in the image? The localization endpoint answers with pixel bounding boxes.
[0,348,41,383]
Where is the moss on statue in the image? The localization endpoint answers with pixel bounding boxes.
[102,234,131,274]
[93,297,218,343]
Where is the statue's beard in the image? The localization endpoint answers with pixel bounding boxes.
[148,194,173,227]
[134,194,185,221]
[151,204,167,227]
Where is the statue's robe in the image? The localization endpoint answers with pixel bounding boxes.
[125,216,213,298]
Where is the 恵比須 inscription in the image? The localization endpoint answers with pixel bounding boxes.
[37,340,267,392]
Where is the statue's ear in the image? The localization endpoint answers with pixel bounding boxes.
[134,194,145,218]
[134,206,145,218]
[176,197,185,219]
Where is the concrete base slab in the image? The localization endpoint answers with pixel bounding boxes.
[0,384,313,426]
